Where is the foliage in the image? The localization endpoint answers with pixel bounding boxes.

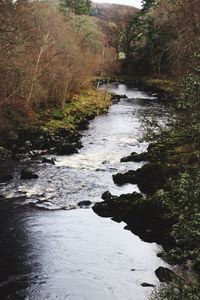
[60,0,91,15]
[45,88,111,131]
[122,0,200,76]
[91,3,138,60]
[151,282,200,300]
[0,0,117,130]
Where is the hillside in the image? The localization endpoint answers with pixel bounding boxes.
[91,2,139,19]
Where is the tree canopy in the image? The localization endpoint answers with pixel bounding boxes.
[60,0,91,15]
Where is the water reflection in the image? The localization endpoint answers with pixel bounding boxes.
[0,207,167,300]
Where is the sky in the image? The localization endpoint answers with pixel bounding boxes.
[93,0,142,9]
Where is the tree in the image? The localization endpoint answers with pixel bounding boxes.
[60,0,91,15]
[92,4,138,59]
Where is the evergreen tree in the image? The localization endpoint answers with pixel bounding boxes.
[60,0,91,15]
[141,0,155,12]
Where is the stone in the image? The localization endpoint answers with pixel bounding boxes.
[78,201,92,207]
[113,163,169,195]
[102,191,112,201]
[20,170,39,180]
[141,282,156,287]
[121,152,150,163]
[155,267,183,283]
[93,191,175,244]
[42,157,56,165]
[56,144,78,155]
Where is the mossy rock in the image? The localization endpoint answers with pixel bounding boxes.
[113,163,171,195]
[121,151,150,162]
[93,191,174,244]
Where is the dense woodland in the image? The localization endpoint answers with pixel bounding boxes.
[0,0,199,119]
[0,0,117,130]
[0,0,200,299]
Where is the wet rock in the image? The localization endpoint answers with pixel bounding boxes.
[141,282,156,288]
[78,201,91,207]
[78,119,89,130]
[155,267,183,283]
[93,192,143,218]
[111,94,128,100]
[0,195,6,199]
[121,152,150,163]
[95,168,106,172]
[56,144,78,155]
[93,191,174,244]
[113,163,169,195]
[20,170,39,180]
[112,216,122,223]
[58,128,70,137]
[42,157,56,165]
[102,191,113,201]
[0,174,13,182]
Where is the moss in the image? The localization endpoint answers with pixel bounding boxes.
[146,79,177,94]
[41,88,111,132]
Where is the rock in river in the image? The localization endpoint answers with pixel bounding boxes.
[21,170,39,180]
[141,282,156,288]
[121,151,150,163]
[56,143,78,155]
[78,201,92,207]
[113,163,170,195]
[93,191,175,244]
[155,267,183,283]
[42,157,56,165]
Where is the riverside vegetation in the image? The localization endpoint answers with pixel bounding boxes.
[0,0,117,160]
[0,0,200,299]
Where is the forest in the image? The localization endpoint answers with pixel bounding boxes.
[0,0,200,299]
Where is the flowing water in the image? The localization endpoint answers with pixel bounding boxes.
[0,83,169,300]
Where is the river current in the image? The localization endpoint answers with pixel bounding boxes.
[0,83,169,300]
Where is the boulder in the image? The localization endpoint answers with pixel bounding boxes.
[21,170,39,180]
[42,157,56,165]
[113,163,170,195]
[78,201,91,207]
[141,282,156,288]
[93,191,174,244]
[56,144,78,155]
[111,94,128,100]
[121,152,150,163]
[102,191,113,201]
[155,267,183,283]
[78,119,89,130]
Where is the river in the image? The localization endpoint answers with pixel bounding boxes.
[0,83,169,300]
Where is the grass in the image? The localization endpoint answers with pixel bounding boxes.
[43,88,111,132]
[145,78,177,94]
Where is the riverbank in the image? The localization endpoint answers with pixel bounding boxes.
[0,88,111,163]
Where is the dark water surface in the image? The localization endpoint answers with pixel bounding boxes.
[0,83,169,299]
